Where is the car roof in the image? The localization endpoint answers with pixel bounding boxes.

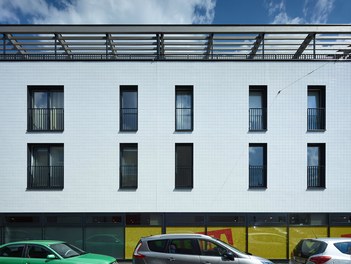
[142,233,211,240]
[303,237,351,243]
[1,240,65,247]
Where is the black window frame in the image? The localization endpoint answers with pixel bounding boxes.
[120,86,138,132]
[249,86,267,131]
[307,143,326,189]
[249,143,267,189]
[175,143,193,189]
[27,144,64,190]
[175,86,193,131]
[307,85,326,131]
[27,85,64,132]
[119,143,138,189]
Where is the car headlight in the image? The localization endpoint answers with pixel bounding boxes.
[260,261,274,264]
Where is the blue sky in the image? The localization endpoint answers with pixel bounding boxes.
[0,0,350,25]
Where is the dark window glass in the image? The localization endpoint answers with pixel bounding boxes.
[148,240,168,253]
[120,144,138,189]
[84,227,124,259]
[28,144,64,190]
[289,213,327,226]
[248,214,287,226]
[249,144,267,188]
[0,244,25,258]
[249,86,267,131]
[5,227,42,243]
[307,144,325,188]
[27,245,52,259]
[334,242,351,255]
[166,214,204,226]
[207,214,245,225]
[176,86,193,131]
[169,239,199,255]
[28,86,64,131]
[120,86,138,131]
[199,239,227,257]
[307,86,325,131]
[330,214,351,225]
[175,143,193,189]
[293,239,327,259]
[86,215,123,224]
[126,214,162,226]
[45,215,82,225]
[45,227,83,248]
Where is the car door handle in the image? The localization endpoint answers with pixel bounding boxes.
[168,257,176,261]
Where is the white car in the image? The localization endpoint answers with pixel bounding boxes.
[290,237,351,264]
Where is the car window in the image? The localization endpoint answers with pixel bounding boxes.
[0,244,25,258]
[198,239,227,257]
[334,242,351,255]
[148,239,167,253]
[27,245,52,259]
[169,239,200,255]
[299,240,327,258]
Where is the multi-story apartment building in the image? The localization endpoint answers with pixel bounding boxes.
[0,24,350,261]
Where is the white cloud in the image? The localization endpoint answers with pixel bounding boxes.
[304,0,335,24]
[266,0,335,24]
[0,0,216,24]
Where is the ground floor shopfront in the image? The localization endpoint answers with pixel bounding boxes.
[1,213,350,261]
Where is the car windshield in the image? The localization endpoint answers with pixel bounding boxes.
[50,243,86,259]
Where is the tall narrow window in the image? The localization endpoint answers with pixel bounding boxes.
[175,86,193,131]
[120,86,138,131]
[249,144,267,188]
[120,144,138,189]
[28,144,64,190]
[307,143,325,188]
[175,143,193,189]
[28,86,64,131]
[307,86,325,131]
[249,86,267,131]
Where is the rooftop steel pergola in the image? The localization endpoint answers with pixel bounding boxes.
[1,24,351,61]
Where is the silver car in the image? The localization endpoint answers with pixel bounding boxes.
[290,237,351,264]
[133,233,273,264]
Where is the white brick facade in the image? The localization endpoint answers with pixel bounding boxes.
[0,61,350,214]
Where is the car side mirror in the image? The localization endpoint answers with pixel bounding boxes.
[222,251,235,261]
[46,254,56,260]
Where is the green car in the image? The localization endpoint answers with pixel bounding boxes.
[0,240,118,264]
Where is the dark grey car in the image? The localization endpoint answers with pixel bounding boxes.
[133,233,273,264]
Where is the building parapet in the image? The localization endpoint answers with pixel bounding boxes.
[1,24,351,61]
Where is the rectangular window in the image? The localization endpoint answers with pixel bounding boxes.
[175,86,193,131]
[307,86,325,131]
[249,86,267,131]
[28,86,64,131]
[175,143,193,189]
[120,143,138,189]
[249,143,267,188]
[120,86,138,131]
[28,144,64,190]
[307,143,325,188]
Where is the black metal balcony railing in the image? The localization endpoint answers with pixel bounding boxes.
[307,166,325,188]
[120,108,138,131]
[175,167,193,188]
[28,166,64,189]
[307,108,325,130]
[120,165,137,188]
[249,108,267,131]
[28,108,64,131]
[176,108,193,131]
[249,165,266,188]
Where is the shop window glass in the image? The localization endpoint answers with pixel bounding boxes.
[4,227,42,243]
[85,227,124,259]
[44,227,83,248]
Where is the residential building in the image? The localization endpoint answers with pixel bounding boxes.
[0,24,351,261]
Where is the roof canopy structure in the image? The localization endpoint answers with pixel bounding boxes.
[1,24,351,61]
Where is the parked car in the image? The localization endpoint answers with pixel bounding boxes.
[0,240,118,264]
[133,233,273,264]
[290,237,351,264]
